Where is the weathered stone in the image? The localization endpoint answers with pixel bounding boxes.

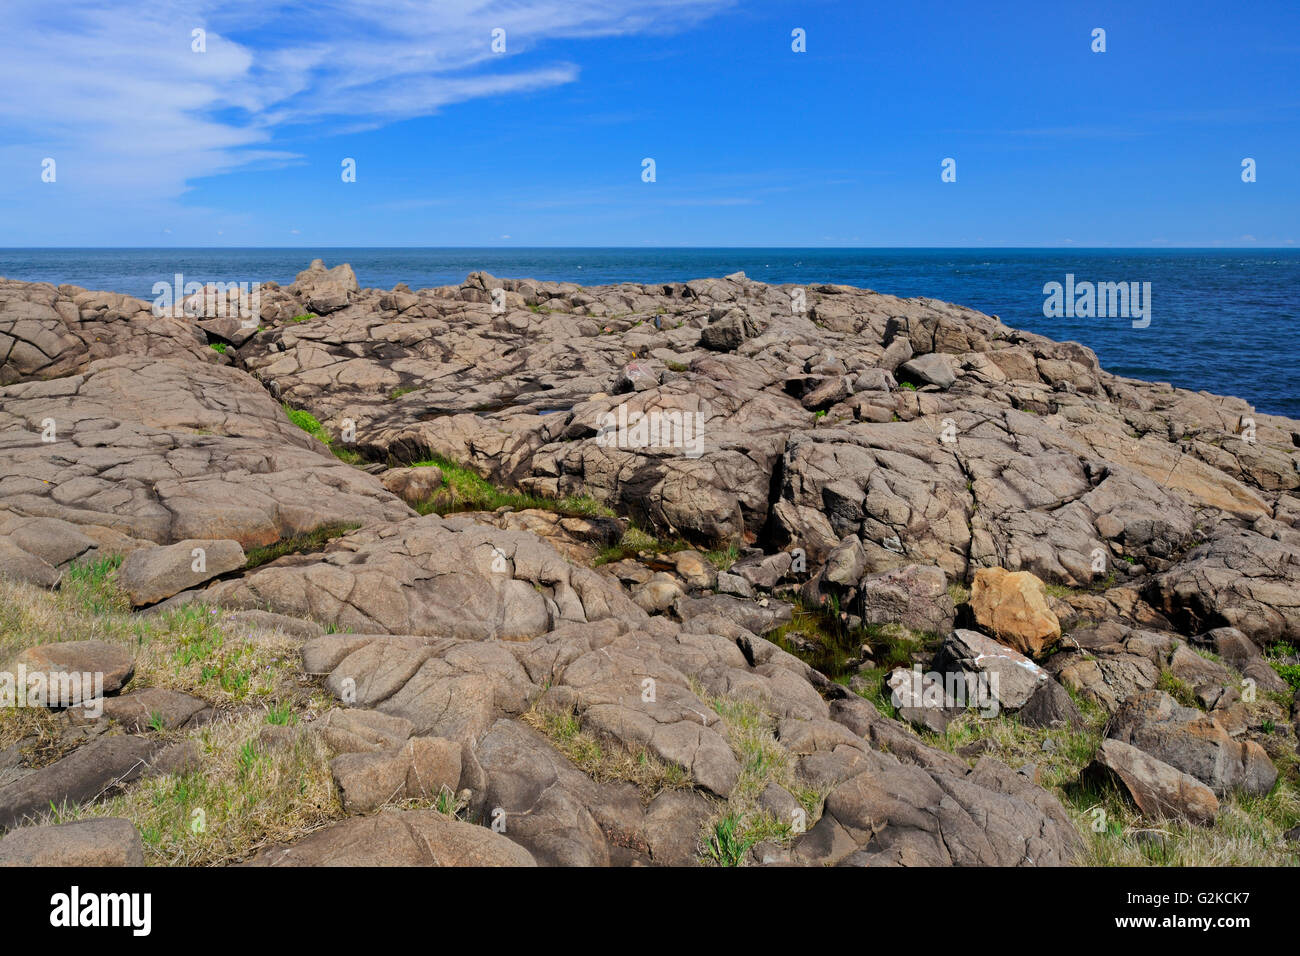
[473,719,611,867]
[632,572,685,613]
[643,789,711,866]
[0,736,162,830]
[732,550,792,591]
[757,782,803,828]
[1168,643,1234,693]
[1150,529,1300,647]
[715,571,755,599]
[0,537,61,587]
[0,356,413,568]
[885,666,959,733]
[380,466,443,507]
[288,259,358,315]
[9,641,135,704]
[316,707,414,754]
[118,538,246,606]
[245,810,536,866]
[207,516,644,640]
[700,310,761,351]
[93,688,209,732]
[969,567,1061,657]
[1048,645,1161,714]
[932,628,1049,712]
[675,593,792,637]
[1108,690,1278,796]
[0,818,145,866]
[860,564,954,634]
[1084,738,1218,826]
[794,754,1081,866]
[670,550,716,590]
[1018,679,1084,731]
[330,736,462,813]
[897,353,956,390]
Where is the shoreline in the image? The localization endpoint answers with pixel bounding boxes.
[5,245,1296,419]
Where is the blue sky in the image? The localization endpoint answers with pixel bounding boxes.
[1,0,1297,246]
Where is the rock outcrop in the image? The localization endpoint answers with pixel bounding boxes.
[2,262,1295,868]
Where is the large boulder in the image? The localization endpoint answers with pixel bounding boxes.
[245,810,536,866]
[0,736,163,830]
[380,466,443,508]
[118,538,246,607]
[859,564,954,634]
[1149,529,1300,648]
[886,666,961,733]
[472,719,612,867]
[1083,738,1218,826]
[1107,691,1278,797]
[932,628,1050,713]
[9,641,135,705]
[330,737,462,813]
[0,818,145,866]
[969,567,1061,657]
[896,353,956,390]
[1018,678,1084,731]
[92,688,210,732]
[794,750,1082,866]
[287,259,359,315]
[700,309,761,351]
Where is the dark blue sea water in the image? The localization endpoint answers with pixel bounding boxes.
[2,248,1296,418]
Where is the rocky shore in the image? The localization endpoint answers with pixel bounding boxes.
[0,260,1297,867]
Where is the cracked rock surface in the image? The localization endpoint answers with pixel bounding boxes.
[2,262,1296,867]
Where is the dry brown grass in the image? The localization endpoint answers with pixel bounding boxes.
[922,691,1300,866]
[5,554,1294,868]
[0,564,328,756]
[521,704,691,799]
[1071,780,1300,866]
[39,710,342,866]
[690,682,826,866]
[1,558,347,864]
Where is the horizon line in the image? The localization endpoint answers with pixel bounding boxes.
[2,245,1298,252]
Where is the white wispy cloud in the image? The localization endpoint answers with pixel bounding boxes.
[0,0,730,206]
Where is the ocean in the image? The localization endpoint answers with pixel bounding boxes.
[1,248,1296,418]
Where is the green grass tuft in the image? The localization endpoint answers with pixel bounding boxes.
[282,404,365,465]
[59,554,128,616]
[243,523,361,570]
[704,543,740,572]
[704,814,755,866]
[1267,642,1300,691]
[1156,669,1200,709]
[593,525,693,566]
[408,455,614,519]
